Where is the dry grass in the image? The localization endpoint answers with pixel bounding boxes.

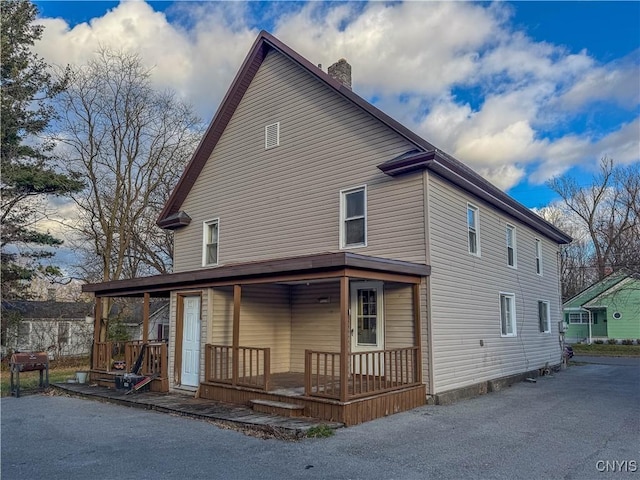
[1,357,90,397]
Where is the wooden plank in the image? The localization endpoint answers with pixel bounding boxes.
[142,292,150,343]
[413,283,423,384]
[340,276,349,402]
[232,284,241,385]
[174,295,185,386]
[92,298,102,370]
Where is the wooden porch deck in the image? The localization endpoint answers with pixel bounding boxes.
[52,382,343,438]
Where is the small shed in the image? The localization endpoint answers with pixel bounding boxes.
[1,300,94,358]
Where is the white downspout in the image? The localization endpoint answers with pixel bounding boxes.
[588,310,593,345]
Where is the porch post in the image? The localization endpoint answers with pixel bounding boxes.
[92,297,102,370]
[340,275,349,402]
[142,292,150,343]
[413,283,423,383]
[232,284,241,386]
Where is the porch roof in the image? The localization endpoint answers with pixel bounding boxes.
[82,252,430,297]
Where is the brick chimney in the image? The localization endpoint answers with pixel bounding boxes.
[328,59,351,89]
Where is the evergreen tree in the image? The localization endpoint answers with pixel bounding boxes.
[0,0,83,299]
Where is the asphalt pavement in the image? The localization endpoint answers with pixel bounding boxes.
[2,359,639,480]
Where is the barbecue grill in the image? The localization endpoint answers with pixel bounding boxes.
[9,352,49,397]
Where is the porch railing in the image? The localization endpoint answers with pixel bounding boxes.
[93,341,168,380]
[304,350,341,399]
[204,344,271,391]
[305,347,421,400]
[125,341,168,377]
[93,341,127,371]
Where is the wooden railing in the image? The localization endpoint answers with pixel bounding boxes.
[93,342,111,371]
[304,350,341,399]
[348,347,420,398]
[305,347,420,400]
[204,344,270,391]
[93,341,167,380]
[93,341,127,371]
[125,341,168,377]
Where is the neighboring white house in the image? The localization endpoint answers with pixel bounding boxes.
[1,300,94,358]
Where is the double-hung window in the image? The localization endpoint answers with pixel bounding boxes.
[538,301,550,333]
[535,239,543,275]
[506,224,517,268]
[500,293,516,337]
[202,219,220,266]
[568,312,589,324]
[467,204,480,255]
[340,186,366,248]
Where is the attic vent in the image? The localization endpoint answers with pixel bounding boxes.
[265,122,280,149]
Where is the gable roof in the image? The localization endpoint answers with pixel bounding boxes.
[157,30,571,245]
[583,276,640,308]
[563,271,632,309]
[1,300,93,319]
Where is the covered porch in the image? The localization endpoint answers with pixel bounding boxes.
[83,252,430,425]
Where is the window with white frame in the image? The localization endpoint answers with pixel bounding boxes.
[506,224,517,267]
[535,239,543,275]
[340,186,366,248]
[202,219,220,266]
[467,204,480,255]
[568,312,590,324]
[538,301,550,333]
[500,293,516,337]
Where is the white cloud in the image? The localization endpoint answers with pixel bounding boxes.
[557,53,640,110]
[273,1,500,97]
[36,1,257,117]
[32,0,638,195]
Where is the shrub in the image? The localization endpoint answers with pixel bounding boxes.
[594,339,604,344]
[607,338,618,345]
[621,339,634,345]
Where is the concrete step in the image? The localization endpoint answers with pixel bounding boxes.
[250,399,305,417]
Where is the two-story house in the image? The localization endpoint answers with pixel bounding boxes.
[83,31,571,425]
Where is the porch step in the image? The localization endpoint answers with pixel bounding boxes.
[250,399,305,417]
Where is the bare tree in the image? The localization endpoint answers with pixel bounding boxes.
[538,206,595,299]
[546,158,640,298]
[55,48,202,339]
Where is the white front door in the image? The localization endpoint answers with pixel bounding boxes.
[350,281,384,375]
[181,296,201,387]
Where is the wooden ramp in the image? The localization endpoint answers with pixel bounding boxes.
[52,382,343,438]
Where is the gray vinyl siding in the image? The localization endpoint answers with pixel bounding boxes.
[290,283,341,373]
[384,282,416,349]
[427,173,563,393]
[173,49,424,272]
[208,285,292,373]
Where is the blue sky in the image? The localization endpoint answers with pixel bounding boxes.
[32,1,639,213]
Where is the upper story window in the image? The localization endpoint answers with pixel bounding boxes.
[535,239,543,275]
[500,293,516,337]
[538,301,551,333]
[506,224,517,268]
[265,122,280,149]
[202,218,220,266]
[340,186,367,248]
[467,203,480,256]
